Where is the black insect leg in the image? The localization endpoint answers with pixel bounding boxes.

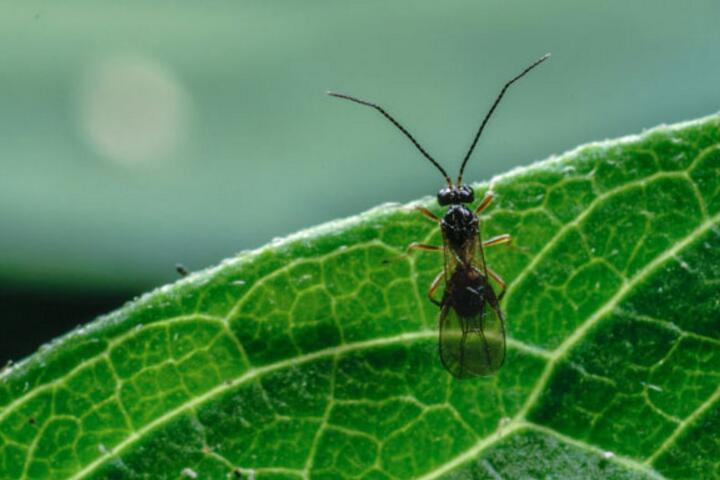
[483,234,512,248]
[475,192,495,214]
[427,270,444,306]
[415,206,440,223]
[486,266,507,300]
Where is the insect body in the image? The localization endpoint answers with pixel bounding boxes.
[329,54,549,378]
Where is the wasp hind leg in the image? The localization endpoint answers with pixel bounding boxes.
[427,270,444,306]
[486,266,507,300]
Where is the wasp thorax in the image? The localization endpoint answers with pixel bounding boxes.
[441,204,478,249]
[437,185,474,206]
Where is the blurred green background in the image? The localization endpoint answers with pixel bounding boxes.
[2,1,720,362]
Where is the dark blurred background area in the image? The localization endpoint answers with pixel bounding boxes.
[2,1,720,364]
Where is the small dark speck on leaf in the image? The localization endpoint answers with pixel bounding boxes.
[176,264,189,277]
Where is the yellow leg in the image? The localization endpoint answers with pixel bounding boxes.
[483,234,512,248]
[407,243,443,254]
[415,206,440,223]
[475,192,495,214]
[427,270,444,306]
[486,266,506,300]
[383,243,442,265]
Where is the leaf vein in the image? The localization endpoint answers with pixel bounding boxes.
[646,384,720,465]
[418,209,720,479]
[503,170,698,306]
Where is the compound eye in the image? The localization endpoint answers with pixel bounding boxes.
[458,185,475,203]
[437,188,454,206]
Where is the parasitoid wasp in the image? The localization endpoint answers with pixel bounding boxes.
[328,53,549,378]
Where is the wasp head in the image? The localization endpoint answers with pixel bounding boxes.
[437,185,474,206]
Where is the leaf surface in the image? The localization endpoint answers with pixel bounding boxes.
[2,115,720,479]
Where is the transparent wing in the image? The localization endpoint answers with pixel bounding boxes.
[438,279,506,378]
[472,234,488,276]
[442,230,488,280]
[441,229,458,284]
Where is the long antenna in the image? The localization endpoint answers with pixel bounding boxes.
[457,53,550,185]
[327,91,453,186]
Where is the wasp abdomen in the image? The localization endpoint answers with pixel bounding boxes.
[446,267,487,318]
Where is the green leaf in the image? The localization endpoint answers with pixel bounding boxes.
[2,114,719,479]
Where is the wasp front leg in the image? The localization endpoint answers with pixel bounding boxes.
[475,191,495,214]
[415,206,440,223]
